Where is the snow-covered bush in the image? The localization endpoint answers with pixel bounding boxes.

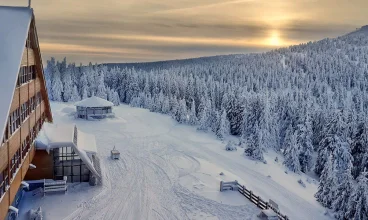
[225,141,237,151]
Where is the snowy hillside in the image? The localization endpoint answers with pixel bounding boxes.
[42,25,368,219]
[19,103,331,220]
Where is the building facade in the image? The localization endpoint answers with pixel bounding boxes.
[0,6,52,220]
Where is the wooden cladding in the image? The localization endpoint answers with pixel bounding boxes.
[10,80,42,114]
[10,89,19,113]
[8,129,20,161]
[35,77,41,91]
[19,84,29,105]
[21,48,35,66]
[25,150,54,180]
[0,191,9,220]
[0,143,8,172]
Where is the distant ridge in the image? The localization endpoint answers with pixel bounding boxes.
[104,25,368,71]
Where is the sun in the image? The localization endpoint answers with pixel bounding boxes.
[267,31,282,46]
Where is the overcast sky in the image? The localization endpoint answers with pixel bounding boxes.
[1,0,367,64]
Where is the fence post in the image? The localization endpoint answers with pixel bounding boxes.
[249,190,252,200]
[243,185,245,195]
[220,181,223,192]
[266,202,269,209]
[257,196,260,207]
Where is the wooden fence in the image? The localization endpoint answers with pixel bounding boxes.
[220,181,289,220]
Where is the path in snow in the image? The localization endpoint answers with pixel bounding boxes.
[41,103,330,220]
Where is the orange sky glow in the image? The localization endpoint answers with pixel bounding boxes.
[1,0,367,63]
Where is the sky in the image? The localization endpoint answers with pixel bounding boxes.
[1,0,367,64]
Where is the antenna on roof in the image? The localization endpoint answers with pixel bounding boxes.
[28,0,31,8]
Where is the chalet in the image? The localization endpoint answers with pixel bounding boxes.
[0,5,53,220]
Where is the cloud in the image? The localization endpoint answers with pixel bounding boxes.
[1,0,366,63]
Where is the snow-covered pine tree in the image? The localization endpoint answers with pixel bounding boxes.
[283,131,301,173]
[161,96,170,114]
[351,121,368,178]
[51,68,63,102]
[96,72,107,100]
[346,171,368,220]
[197,99,211,131]
[297,113,314,173]
[62,70,73,102]
[315,154,334,209]
[244,124,264,161]
[332,166,353,220]
[188,100,198,125]
[176,99,188,123]
[79,73,89,98]
[217,109,229,140]
[69,85,81,102]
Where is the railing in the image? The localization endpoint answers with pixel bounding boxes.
[220,181,289,220]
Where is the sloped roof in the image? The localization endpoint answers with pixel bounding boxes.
[75,96,114,108]
[0,6,33,142]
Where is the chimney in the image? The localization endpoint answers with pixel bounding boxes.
[28,0,31,8]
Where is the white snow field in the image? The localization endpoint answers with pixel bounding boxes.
[19,102,332,220]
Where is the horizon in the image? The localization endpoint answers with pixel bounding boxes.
[0,0,367,64]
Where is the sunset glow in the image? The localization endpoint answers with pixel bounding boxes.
[0,0,366,63]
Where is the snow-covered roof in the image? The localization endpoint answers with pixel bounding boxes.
[35,123,99,177]
[75,96,114,108]
[0,6,32,142]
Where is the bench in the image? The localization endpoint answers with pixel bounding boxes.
[44,176,67,196]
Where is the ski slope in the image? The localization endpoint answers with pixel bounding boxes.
[20,102,332,220]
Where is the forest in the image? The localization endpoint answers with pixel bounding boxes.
[44,26,368,219]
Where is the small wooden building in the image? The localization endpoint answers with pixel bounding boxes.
[75,96,114,120]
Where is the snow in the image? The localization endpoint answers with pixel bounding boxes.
[0,6,32,143]
[19,102,332,220]
[77,130,98,154]
[75,96,114,108]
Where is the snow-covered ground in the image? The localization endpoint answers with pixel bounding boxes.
[19,102,332,220]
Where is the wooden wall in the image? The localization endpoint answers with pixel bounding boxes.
[0,144,35,220]
[25,150,54,180]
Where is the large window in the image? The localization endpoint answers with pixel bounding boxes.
[53,147,88,183]
[10,149,21,180]
[9,108,20,135]
[20,101,29,122]
[0,167,9,199]
[17,65,36,86]
[21,136,30,159]
[36,92,42,106]
[29,96,35,112]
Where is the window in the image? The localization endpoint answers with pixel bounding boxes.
[10,149,21,180]
[0,167,9,198]
[29,96,35,112]
[9,108,20,135]
[17,65,36,86]
[21,136,30,159]
[20,101,29,122]
[36,92,42,106]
